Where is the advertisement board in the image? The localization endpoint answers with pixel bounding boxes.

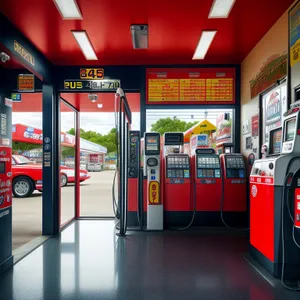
[251,114,259,138]
[263,84,287,144]
[89,154,99,163]
[216,113,232,144]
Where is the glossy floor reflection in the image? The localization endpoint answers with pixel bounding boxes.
[0,220,299,300]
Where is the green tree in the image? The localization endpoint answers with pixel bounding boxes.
[150,117,198,135]
[12,142,40,153]
[67,127,117,153]
[61,146,75,159]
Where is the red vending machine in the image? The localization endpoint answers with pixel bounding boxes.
[163,133,192,226]
[220,154,247,219]
[0,96,12,275]
[250,103,300,282]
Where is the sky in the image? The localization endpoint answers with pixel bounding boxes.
[12,108,233,134]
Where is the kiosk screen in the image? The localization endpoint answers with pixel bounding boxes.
[285,118,296,141]
[146,136,159,151]
[269,127,282,155]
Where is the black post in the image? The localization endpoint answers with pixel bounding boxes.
[42,84,60,235]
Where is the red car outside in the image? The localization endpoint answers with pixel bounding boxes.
[12,155,90,198]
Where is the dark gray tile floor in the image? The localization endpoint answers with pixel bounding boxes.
[0,220,299,300]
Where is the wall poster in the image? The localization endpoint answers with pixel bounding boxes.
[262,83,287,144]
[251,114,259,138]
[216,113,232,144]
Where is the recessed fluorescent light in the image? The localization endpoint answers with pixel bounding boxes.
[53,0,82,19]
[97,104,103,108]
[209,0,236,18]
[72,31,98,60]
[192,31,217,60]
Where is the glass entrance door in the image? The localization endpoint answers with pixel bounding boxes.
[60,100,78,226]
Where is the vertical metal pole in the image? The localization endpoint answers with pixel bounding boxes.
[118,100,124,234]
[75,111,80,218]
[124,121,129,232]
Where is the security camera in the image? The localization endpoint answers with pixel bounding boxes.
[0,52,10,63]
[88,93,98,103]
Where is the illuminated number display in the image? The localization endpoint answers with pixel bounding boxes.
[80,68,104,80]
[64,79,120,91]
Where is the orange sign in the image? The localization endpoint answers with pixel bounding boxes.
[17,74,34,92]
[80,68,104,80]
[149,181,160,204]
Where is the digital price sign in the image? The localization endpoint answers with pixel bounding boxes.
[80,68,104,80]
[64,79,120,91]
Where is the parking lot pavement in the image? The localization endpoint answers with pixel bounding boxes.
[12,170,115,251]
[80,170,116,217]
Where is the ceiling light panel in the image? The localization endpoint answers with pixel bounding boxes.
[72,31,98,60]
[209,0,236,18]
[53,0,83,19]
[192,31,217,60]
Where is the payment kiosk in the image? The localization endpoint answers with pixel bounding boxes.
[250,103,300,281]
[163,133,192,226]
[220,154,247,212]
[144,132,163,230]
[194,148,222,212]
[127,131,140,226]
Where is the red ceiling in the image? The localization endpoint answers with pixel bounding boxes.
[12,92,140,112]
[0,0,293,66]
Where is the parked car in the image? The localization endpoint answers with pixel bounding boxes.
[12,155,91,198]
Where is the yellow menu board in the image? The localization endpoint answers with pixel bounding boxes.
[147,68,235,103]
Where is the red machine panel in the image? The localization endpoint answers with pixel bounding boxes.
[164,154,192,211]
[250,176,275,262]
[193,152,222,211]
[128,178,139,212]
[220,154,247,212]
[128,131,140,212]
[164,178,192,211]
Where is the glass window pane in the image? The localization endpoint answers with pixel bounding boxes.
[60,101,76,225]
